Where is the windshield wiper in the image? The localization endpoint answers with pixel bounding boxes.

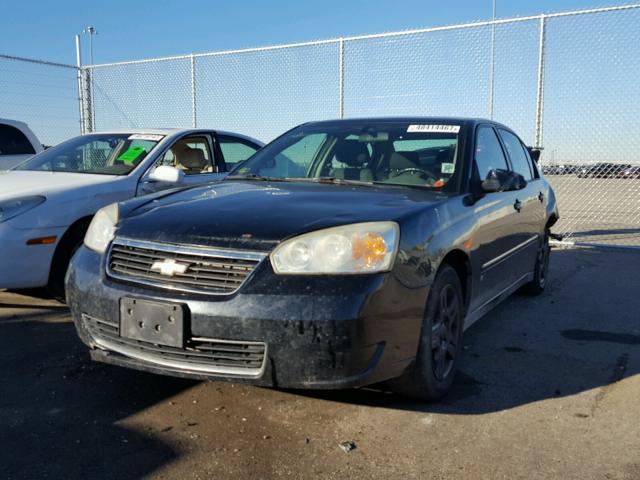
[225,173,285,182]
[295,176,375,186]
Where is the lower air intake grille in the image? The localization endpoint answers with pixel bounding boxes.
[82,313,267,376]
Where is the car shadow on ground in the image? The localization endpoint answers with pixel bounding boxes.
[0,307,198,480]
[289,248,640,414]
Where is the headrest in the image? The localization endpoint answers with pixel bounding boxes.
[390,151,419,170]
[179,147,207,169]
[334,140,370,167]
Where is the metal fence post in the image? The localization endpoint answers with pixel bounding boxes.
[191,54,197,128]
[534,14,546,148]
[75,35,85,134]
[82,67,94,132]
[338,38,345,119]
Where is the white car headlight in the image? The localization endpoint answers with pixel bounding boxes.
[271,222,400,274]
[84,203,119,253]
[0,196,46,223]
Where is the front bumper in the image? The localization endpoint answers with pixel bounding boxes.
[66,246,428,389]
[0,222,65,289]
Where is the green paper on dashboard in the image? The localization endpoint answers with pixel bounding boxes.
[118,146,146,163]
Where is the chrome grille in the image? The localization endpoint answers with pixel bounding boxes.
[82,313,267,376]
[106,238,266,295]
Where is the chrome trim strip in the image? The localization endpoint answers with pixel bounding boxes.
[105,237,267,296]
[112,237,268,261]
[482,235,539,270]
[92,335,268,378]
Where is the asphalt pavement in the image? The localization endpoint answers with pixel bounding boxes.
[1,247,639,479]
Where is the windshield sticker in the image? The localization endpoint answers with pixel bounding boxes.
[118,146,146,163]
[128,134,165,141]
[407,125,460,134]
[441,163,455,174]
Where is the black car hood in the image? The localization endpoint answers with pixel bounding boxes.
[118,180,447,251]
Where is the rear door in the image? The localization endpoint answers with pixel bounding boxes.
[468,125,523,310]
[497,128,544,278]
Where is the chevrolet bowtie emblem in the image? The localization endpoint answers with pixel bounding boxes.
[150,259,189,276]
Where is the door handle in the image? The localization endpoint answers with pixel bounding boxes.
[538,191,545,203]
[514,199,522,212]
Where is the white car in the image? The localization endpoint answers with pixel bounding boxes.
[0,128,263,299]
[0,119,44,170]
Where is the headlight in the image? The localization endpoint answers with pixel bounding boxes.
[84,203,119,253]
[271,222,399,274]
[0,196,46,223]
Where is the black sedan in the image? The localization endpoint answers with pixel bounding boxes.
[67,118,558,400]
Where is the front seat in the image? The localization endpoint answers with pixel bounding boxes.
[331,140,373,181]
[176,147,210,174]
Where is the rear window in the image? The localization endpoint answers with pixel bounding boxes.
[0,124,35,155]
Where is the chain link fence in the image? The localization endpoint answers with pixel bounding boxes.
[1,4,638,247]
[0,54,81,146]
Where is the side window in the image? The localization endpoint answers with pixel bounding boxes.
[475,126,509,180]
[159,136,213,175]
[520,143,539,179]
[218,135,260,171]
[0,125,36,155]
[498,129,533,181]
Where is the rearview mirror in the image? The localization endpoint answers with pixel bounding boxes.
[148,165,185,184]
[481,169,526,193]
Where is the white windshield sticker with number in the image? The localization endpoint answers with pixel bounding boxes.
[128,134,165,141]
[407,125,460,134]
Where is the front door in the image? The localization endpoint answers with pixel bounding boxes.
[137,134,225,196]
[468,126,524,311]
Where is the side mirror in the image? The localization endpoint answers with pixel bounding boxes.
[527,147,542,164]
[481,169,526,193]
[148,165,185,184]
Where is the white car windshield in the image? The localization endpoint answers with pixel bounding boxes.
[15,133,162,175]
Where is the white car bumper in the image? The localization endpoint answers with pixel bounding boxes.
[0,222,66,289]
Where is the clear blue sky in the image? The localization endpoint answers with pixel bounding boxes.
[1,0,632,65]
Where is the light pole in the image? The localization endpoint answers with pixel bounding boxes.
[489,0,496,120]
[82,26,98,130]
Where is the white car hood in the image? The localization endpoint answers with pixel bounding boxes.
[0,170,118,201]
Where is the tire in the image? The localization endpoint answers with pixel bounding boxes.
[47,221,89,302]
[522,229,550,296]
[388,264,464,401]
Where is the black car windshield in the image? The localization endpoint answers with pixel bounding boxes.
[229,122,464,190]
[15,133,163,175]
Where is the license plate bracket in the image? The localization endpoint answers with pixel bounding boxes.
[120,298,185,348]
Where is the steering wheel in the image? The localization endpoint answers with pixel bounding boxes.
[391,167,436,181]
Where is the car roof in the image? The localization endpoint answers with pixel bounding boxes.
[80,128,264,145]
[84,128,190,135]
[303,117,512,130]
[0,118,30,128]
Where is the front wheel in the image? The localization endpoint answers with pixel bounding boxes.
[388,264,464,401]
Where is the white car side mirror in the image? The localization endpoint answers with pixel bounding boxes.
[148,165,185,184]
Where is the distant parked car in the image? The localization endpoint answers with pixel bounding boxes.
[617,165,640,179]
[577,163,630,178]
[0,128,263,299]
[0,119,43,170]
[67,117,559,401]
[541,165,566,175]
